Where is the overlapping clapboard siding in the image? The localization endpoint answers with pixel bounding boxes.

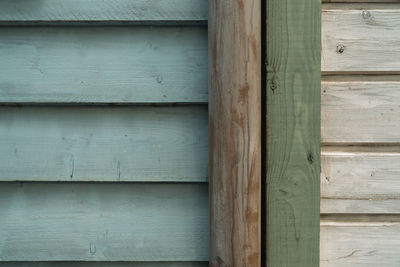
[0,27,207,104]
[0,1,208,266]
[0,263,208,267]
[0,0,207,25]
[321,2,400,266]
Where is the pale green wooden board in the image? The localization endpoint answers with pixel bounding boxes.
[0,27,207,104]
[0,183,209,261]
[0,106,208,182]
[0,263,207,267]
[0,0,207,25]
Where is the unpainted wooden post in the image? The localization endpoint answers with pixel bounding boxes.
[209,0,261,266]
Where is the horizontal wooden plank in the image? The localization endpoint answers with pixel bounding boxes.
[0,106,208,182]
[0,183,209,261]
[321,218,400,266]
[322,150,400,199]
[322,4,400,72]
[0,263,207,267]
[0,0,207,25]
[321,147,400,214]
[321,78,400,143]
[0,27,207,104]
[321,198,400,214]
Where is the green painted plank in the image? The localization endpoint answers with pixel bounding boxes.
[0,0,207,25]
[0,263,208,267]
[0,106,208,182]
[0,183,209,261]
[266,0,321,266]
[0,27,207,104]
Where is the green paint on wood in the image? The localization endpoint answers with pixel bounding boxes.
[0,183,209,261]
[266,0,321,266]
[0,27,207,104]
[0,263,208,267]
[0,106,208,182]
[0,0,207,25]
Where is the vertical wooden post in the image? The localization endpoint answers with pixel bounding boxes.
[266,0,321,266]
[209,0,261,266]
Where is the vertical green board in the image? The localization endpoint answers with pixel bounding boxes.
[266,0,321,266]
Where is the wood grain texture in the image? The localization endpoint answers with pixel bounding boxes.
[321,219,400,266]
[0,106,208,182]
[321,199,400,213]
[321,148,400,213]
[322,150,400,199]
[209,0,261,266]
[321,79,400,143]
[266,0,321,266]
[0,27,207,104]
[0,263,207,267]
[0,183,209,261]
[0,0,207,25]
[322,4,400,72]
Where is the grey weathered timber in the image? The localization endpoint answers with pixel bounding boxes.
[209,0,261,266]
[322,77,400,143]
[322,148,400,199]
[0,106,208,182]
[0,183,209,261]
[266,0,321,266]
[322,4,400,72]
[0,27,207,104]
[321,216,400,267]
[0,0,207,25]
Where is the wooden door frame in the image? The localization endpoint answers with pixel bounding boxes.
[208,0,321,266]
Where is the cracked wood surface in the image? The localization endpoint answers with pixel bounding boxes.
[209,0,261,266]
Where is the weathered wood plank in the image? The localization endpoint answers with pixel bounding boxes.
[0,183,209,261]
[0,263,207,267]
[321,199,400,214]
[0,27,207,104]
[0,0,207,25]
[209,0,261,266]
[321,146,400,213]
[266,0,321,266]
[322,78,400,143]
[322,4,400,72]
[0,106,208,182]
[322,150,400,200]
[321,217,400,266]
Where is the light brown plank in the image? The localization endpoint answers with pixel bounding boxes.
[209,0,261,265]
[322,79,400,143]
[322,4,400,72]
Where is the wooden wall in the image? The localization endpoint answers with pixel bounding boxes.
[321,1,400,266]
[0,1,209,266]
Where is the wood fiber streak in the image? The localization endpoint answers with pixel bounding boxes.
[266,0,321,266]
[209,0,261,266]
